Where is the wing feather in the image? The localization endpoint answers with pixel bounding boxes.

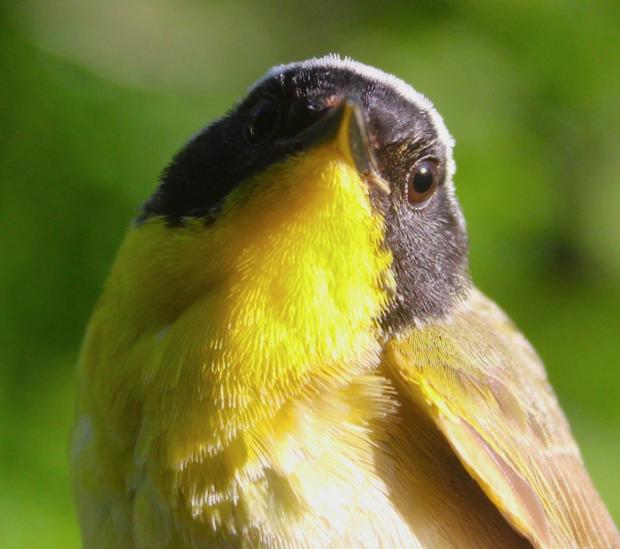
[385,288,619,548]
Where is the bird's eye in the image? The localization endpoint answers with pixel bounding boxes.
[407,160,439,207]
[244,97,280,144]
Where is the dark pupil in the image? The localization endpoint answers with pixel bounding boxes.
[247,100,279,143]
[413,166,434,193]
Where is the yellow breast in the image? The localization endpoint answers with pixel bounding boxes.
[71,148,402,546]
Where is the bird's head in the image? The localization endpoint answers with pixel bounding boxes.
[133,55,470,334]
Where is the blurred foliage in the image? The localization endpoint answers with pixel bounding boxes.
[1,1,618,546]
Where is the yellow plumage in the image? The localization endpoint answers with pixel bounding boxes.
[73,151,403,546]
[71,57,619,548]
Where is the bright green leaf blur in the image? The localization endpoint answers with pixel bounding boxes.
[1,1,618,546]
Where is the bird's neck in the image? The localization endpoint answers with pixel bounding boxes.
[99,156,394,468]
[81,156,396,534]
[160,159,394,458]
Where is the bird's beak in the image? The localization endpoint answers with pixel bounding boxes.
[293,100,391,195]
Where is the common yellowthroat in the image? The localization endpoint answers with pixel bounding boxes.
[71,56,619,548]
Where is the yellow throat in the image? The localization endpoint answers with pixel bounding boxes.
[76,145,395,534]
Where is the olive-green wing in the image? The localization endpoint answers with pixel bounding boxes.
[384,288,619,548]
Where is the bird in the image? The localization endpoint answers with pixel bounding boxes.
[70,55,619,548]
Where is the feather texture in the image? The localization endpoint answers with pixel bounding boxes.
[385,288,619,548]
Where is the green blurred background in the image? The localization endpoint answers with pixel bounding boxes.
[1,0,618,546]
